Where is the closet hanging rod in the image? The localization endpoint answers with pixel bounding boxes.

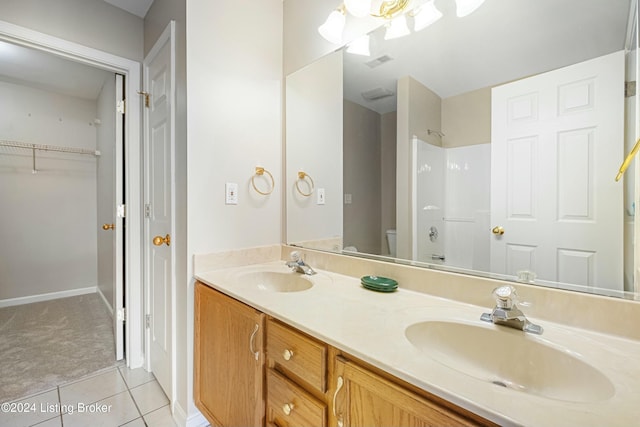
[0,139,101,156]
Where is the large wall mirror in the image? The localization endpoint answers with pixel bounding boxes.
[286,0,640,299]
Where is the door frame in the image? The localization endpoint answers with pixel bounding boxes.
[142,20,177,405]
[0,19,145,368]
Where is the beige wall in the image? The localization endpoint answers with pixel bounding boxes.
[343,100,381,254]
[185,0,283,422]
[0,0,143,61]
[0,81,98,300]
[286,51,343,245]
[442,87,491,148]
[380,111,397,254]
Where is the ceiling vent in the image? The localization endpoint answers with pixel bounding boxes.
[365,54,393,68]
[361,87,395,101]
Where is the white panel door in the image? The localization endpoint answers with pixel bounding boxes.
[491,51,624,290]
[144,22,175,400]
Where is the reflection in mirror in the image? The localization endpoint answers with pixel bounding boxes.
[286,0,639,299]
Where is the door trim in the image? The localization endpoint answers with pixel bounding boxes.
[143,20,177,406]
[0,19,145,368]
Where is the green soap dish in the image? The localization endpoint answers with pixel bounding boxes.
[361,275,398,287]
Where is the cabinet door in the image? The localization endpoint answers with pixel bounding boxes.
[195,282,265,427]
[334,358,481,427]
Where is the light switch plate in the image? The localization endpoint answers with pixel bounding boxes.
[225,182,238,205]
[317,188,325,205]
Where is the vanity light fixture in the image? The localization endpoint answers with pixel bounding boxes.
[318,4,347,44]
[412,0,443,31]
[455,0,486,17]
[384,14,411,40]
[346,34,371,56]
[344,0,372,17]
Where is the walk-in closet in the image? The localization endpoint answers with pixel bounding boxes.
[0,38,120,402]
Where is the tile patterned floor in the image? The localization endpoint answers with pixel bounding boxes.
[0,366,176,427]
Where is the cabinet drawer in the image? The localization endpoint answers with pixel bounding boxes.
[267,319,327,392]
[267,369,326,427]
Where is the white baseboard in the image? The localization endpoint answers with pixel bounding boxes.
[96,286,114,315]
[173,402,208,427]
[0,286,97,308]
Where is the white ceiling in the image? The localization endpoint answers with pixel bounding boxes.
[0,40,113,100]
[343,0,633,114]
[103,0,154,18]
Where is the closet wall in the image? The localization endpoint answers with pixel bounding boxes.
[0,79,101,302]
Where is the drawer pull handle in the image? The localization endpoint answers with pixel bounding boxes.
[249,323,260,361]
[283,349,294,361]
[333,375,344,426]
[282,402,294,416]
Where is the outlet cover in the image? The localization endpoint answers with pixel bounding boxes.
[225,182,238,205]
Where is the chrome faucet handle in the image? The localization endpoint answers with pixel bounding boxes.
[290,250,302,262]
[493,285,518,309]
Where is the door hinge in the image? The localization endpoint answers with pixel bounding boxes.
[117,308,126,322]
[138,90,150,108]
[145,314,151,329]
[144,204,151,218]
[117,204,126,218]
[625,81,636,98]
[116,99,126,114]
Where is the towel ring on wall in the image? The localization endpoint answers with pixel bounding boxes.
[295,171,315,197]
[251,166,275,195]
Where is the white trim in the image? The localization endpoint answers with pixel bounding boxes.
[0,287,97,308]
[173,402,209,427]
[143,18,178,408]
[0,19,144,369]
[96,286,114,315]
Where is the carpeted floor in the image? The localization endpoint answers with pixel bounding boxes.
[0,293,117,403]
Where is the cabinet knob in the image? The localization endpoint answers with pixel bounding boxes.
[283,349,294,361]
[282,403,294,415]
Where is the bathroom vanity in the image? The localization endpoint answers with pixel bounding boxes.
[193,250,640,427]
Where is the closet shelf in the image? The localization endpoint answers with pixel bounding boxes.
[0,139,101,156]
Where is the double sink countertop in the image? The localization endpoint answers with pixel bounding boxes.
[195,261,640,427]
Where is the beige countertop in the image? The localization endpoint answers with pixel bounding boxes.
[195,261,640,427]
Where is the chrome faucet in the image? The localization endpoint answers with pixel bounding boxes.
[286,251,316,275]
[480,286,543,335]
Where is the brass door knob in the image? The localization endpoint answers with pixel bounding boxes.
[153,234,171,246]
[492,226,505,235]
[102,223,115,230]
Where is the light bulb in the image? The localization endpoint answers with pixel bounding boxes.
[318,8,346,44]
[344,0,372,17]
[384,14,410,40]
[455,0,486,17]
[413,0,442,31]
[346,35,371,56]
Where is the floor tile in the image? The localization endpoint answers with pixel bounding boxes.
[32,416,62,426]
[62,390,139,427]
[118,366,155,389]
[119,417,146,427]
[129,380,169,415]
[0,389,60,427]
[143,405,177,427]
[59,369,127,409]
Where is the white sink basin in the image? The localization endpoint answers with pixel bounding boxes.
[238,271,313,292]
[405,321,615,403]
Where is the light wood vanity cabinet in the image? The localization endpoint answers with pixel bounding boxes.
[194,282,265,427]
[334,357,491,427]
[266,318,328,427]
[194,282,495,427]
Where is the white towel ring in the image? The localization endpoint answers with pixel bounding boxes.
[295,171,315,197]
[251,166,275,195]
